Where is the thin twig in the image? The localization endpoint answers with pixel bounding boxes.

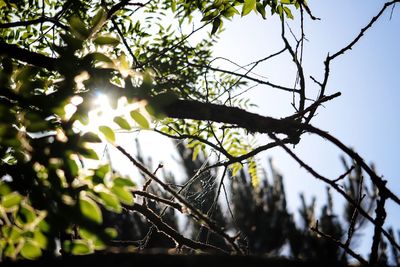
[311,222,368,265]
[115,145,243,253]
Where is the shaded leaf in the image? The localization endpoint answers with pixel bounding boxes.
[78,147,99,160]
[69,16,89,39]
[211,18,221,35]
[93,36,120,46]
[92,8,106,29]
[81,132,102,143]
[86,52,113,63]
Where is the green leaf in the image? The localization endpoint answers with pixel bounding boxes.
[69,16,89,39]
[221,6,239,18]
[242,0,256,16]
[86,52,113,63]
[192,145,200,161]
[95,164,110,180]
[63,240,93,255]
[256,2,267,19]
[0,183,11,196]
[105,227,118,239]
[67,158,79,177]
[79,228,105,249]
[92,8,105,28]
[93,36,120,46]
[1,192,22,209]
[16,204,36,225]
[98,190,121,213]
[110,186,134,205]
[2,225,22,241]
[78,147,99,160]
[130,110,149,129]
[79,195,102,224]
[113,177,136,187]
[113,116,131,130]
[20,240,42,260]
[283,6,294,19]
[201,10,219,22]
[280,0,295,4]
[81,132,102,143]
[211,18,221,35]
[99,125,115,142]
[171,0,176,12]
[33,230,48,249]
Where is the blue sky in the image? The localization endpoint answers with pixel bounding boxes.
[211,0,400,256]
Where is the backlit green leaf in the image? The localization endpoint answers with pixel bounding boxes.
[283,6,294,19]
[113,116,131,130]
[21,240,42,260]
[111,186,134,205]
[99,125,115,142]
[242,0,256,16]
[79,195,102,224]
[130,110,149,129]
[1,192,22,209]
[64,240,93,255]
[113,177,136,187]
[98,190,121,213]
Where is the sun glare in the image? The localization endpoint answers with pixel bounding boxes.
[73,93,148,142]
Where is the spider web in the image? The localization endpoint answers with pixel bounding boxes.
[180,162,218,212]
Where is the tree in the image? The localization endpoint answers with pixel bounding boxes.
[0,0,399,265]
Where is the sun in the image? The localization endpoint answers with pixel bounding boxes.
[72,93,149,141]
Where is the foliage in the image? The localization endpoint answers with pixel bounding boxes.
[0,0,399,265]
[0,0,285,259]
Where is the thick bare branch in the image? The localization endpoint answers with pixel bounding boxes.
[0,16,68,30]
[0,41,60,71]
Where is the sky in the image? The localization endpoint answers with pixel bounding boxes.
[101,0,400,259]
[210,0,400,256]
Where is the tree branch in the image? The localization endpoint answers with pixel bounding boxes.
[187,62,299,93]
[369,194,387,265]
[0,16,68,30]
[123,203,228,253]
[115,145,243,254]
[0,41,60,71]
[163,99,300,138]
[310,223,367,265]
[329,0,400,61]
[270,134,400,252]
